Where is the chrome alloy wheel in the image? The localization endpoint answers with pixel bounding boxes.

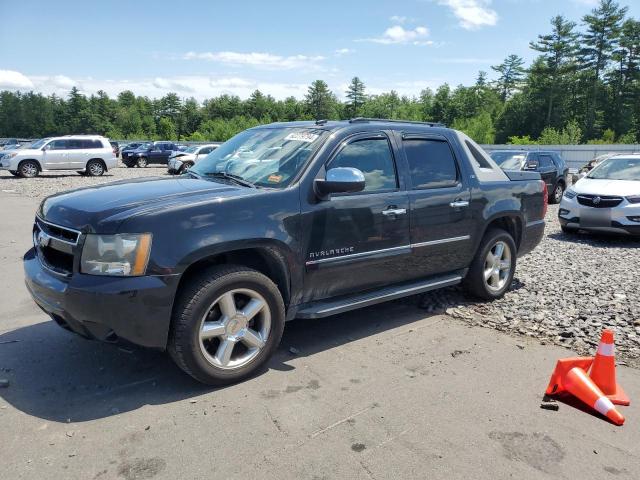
[554,184,563,203]
[483,240,512,292]
[89,161,104,176]
[198,288,271,370]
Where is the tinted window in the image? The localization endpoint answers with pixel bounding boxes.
[404,139,458,189]
[48,140,68,150]
[539,155,554,168]
[66,139,83,149]
[329,138,397,192]
[200,147,212,155]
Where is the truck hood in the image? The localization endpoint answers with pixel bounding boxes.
[573,178,640,197]
[39,176,257,233]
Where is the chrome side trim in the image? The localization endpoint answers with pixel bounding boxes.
[306,235,471,266]
[411,235,470,249]
[306,245,410,266]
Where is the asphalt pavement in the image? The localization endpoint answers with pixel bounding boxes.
[0,191,638,480]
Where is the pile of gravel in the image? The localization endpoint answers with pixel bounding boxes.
[418,204,640,368]
[0,164,167,199]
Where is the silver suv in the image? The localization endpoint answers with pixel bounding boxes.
[0,135,117,178]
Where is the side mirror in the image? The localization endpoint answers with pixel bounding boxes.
[314,167,365,199]
[42,144,50,151]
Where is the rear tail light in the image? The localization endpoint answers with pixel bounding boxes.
[541,181,548,217]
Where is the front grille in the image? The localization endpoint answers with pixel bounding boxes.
[577,194,623,208]
[33,217,80,275]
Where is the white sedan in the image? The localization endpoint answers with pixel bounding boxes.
[559,154,640,235]
[167,144,219,174]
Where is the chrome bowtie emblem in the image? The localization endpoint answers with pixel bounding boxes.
[37,230,51,248]
[593,196,601,205]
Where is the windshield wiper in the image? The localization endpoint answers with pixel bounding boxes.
[205,172,257,188]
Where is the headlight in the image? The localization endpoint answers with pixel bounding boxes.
[81,233,152,276]
[626,195,640,204]
[4,152,17,159]
[564,189,577,199]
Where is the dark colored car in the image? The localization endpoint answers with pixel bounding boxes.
[120,142,149,164]
[109,141,120,158]
[24,119,546,385]
[490,150,569,204]
[122,141,178,168]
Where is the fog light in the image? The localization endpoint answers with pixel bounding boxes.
[559,209,570,216]
[627,216,640,223]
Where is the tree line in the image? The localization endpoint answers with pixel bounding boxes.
[0,0,638,145]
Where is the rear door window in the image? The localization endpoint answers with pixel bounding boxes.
[328,137,398,192]
[403,138,459,189]
[48,140,69,150]
[539,155,554,169]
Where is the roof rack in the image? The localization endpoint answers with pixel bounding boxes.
[349,117,445,127]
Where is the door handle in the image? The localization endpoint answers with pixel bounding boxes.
[449,200,469,209]
[382,207,407,216]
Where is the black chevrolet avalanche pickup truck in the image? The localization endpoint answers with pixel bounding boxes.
[24,119,546,385]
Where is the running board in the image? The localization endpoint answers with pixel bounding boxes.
[294,274,463,319]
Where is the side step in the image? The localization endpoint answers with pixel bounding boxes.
[295,273,463,319]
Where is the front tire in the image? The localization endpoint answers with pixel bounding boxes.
[179,162,194,174]
[9,170,18,176]
[169,265,285,385]
[137,157,148,168]
[463,228,516,300]
[561,224,577,234]
[18,160,39,178]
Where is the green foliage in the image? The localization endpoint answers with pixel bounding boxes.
[507,135,538,145]
[452,112,495,144]
[537,120,583,144]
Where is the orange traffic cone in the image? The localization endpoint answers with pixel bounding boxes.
[589,329,630,406]
[546,357,593,395]
[564,366,625,426]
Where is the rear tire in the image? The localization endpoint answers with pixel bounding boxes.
[17,160,39,178]
[86,159,105,176]
[463,228,516,300]
[169,265,285,385]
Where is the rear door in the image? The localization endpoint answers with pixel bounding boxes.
[66,139,89,169]
[538,153,557,189]
[301,132,411,301]
[400,134,475,276]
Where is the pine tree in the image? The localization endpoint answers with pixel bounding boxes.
[305,80,336,120]
[530,15,580,126]
[491,54,526,101]
[345,77,366,118]
[580,0,628,138]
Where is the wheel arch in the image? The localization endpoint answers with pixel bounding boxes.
[87,158,107,171]
[18,158,42,171]
[477,212,523,253]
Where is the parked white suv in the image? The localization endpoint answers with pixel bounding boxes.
[0,135,117,178]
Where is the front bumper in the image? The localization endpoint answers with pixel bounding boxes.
[24,247,181,349]
[167,158,183,174]
[559,195,640,235]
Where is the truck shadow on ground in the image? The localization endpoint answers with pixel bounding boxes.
[0,300,440,423]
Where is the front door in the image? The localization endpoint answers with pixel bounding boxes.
[42,139,72,169]
[301,133,411,302]
[400,134,475,277]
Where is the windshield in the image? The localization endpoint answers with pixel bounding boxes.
[587,157,640,181]
[28,138,49,149]
[184,146,199,153]
[490,151,527,170]
[190,127,326,188]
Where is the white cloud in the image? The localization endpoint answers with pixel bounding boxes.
[183,51,325,70]
[4,71,312,100]
[438,0,498,30]
[0,70,34,90]
[335,48,355,56]
[390,15,408,24]
[359,25,433,46]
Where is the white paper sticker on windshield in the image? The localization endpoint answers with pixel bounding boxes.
[285,131,319,143]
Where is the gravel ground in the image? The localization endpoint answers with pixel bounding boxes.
[2,165,639,366]
[0,163,168,199]
[419,204,640,368]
